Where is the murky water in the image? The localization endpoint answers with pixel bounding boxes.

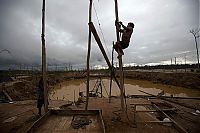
[49,78,200,101]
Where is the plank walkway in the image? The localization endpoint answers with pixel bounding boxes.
[33,115,102,133]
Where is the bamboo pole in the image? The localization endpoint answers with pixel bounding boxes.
[85,0,93,110]
[114,0,125,112]
[41,0,48,113]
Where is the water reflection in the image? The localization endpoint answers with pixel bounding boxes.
[49,78,200,101]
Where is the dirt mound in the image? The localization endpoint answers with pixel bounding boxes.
[124,71,200,90]
[0,76,13,83]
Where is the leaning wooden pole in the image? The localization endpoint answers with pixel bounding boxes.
[89,22,121,89]
[85,0,93,110]
[114,0,125,112]
[41,0,48,113]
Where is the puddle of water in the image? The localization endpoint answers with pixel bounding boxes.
[49,78,200,101]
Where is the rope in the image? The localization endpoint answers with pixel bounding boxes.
[101,80,109,97]
[71,116,92,129]
[93,3,111,59]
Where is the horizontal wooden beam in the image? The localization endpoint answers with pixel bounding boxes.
[136,108,177,112]
[130,103,152,106]
[137,121,173,123]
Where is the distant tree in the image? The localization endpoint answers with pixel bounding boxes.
[190,28,200,68]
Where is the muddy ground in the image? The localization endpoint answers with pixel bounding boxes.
[0,70,200,132]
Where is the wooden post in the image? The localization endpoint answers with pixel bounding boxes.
[74,89,75,104]
[85,0,93,110]
[41,0,48,113]
[100,78,103,98]
[134,104,136,123]
[109,42,115,103]
[114,0,125,112]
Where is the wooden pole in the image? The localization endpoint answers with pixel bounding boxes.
[109,42,115,103]
[41,0,48,113]
[114,0,125,112]
[114,0,120,41]
[85,0,93,110]
[100,77,103,98]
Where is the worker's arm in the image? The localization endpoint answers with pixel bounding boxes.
[119,22,131,31]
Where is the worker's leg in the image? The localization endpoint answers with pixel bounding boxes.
[114,41,124,55]
[120,42,129,49]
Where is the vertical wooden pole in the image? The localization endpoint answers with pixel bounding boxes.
[134,104,136,123]
[85,0,93,110]
[41,0,48,113]
[114,0,125,112]
[114,0,120,42]
[100,77,103,98]
[109,42,115,103]
[74,89,75,104]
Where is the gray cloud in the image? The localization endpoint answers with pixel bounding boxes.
[0,0,199,69]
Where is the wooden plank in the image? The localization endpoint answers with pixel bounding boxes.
[36,115,58,132]
[26,111,51,133]
[139,90,198,110]
[63,116,73,131]
[51,109,100,116]
[137,121,173,123]
[2,90,13,102]
[53,116,73,132]
[86,116,101,133]
[26,110,105,133]
[136,108,177,112]
[153,104,188,133]
[130,103,152,105]
[127,94,200,100]
[54,116,69,131]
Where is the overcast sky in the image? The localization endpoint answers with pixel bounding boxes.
[0,0,199,69]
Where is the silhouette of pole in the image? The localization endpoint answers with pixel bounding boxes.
[41,0,48,113]
[114,0,125,112]
[85,0,93,110]
[109,42,115,103]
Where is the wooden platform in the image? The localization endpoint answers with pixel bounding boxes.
[26,109,105,133]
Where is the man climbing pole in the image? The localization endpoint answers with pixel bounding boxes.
[114,21,134,55]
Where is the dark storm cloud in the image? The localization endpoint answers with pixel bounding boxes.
[0,0,199,69]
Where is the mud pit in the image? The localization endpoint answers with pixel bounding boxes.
[1,73,200,133]
[49,78,200,102]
